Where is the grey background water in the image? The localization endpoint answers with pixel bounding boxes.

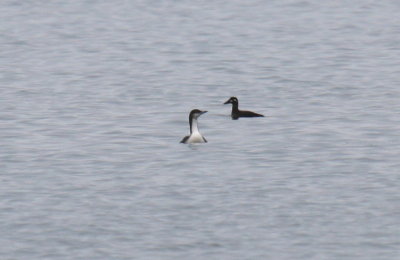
[1,1,399,259]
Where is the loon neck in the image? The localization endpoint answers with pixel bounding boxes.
[231,102,239,113]
[190,118,200,134]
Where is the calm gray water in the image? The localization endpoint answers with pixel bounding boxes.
[1,1,400,259]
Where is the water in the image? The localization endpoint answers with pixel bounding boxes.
[1,1,400,259]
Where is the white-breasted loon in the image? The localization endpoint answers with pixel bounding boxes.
[224,97,264,120]
[180,109,208,144]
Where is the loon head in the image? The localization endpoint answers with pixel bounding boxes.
[224,97,238,105]
[189,109,207,121]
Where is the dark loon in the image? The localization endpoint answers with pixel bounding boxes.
[224,97,264,120]
[180,109,208,144]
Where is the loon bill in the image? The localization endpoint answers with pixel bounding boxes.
[180,109,208,144]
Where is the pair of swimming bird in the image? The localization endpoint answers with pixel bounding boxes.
[180,97,264,144]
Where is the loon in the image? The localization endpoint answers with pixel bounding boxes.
[180,109,208,144]
[224,97,264,120]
